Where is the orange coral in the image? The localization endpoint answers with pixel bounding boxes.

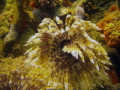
[106,68,120,85]
[29,1,38,9]
[63,0,72,7]
[97,20,106,30]
[97,3,120,51]
[104,4,118,18]
[108,5,118,12]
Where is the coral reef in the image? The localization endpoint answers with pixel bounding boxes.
[82,0,116,23]
[97,3,120,52]
[0,0,37,57]
[1,0,120,90]
[55,0,87,17]
[3,0,23,44]
[0,0,25,57]
[38,0,60,19]
[0,0,5,13]
[0,57,45,90]
[0,72,42,90]
[97,3,120,86]
[24,14,112,90]
[54,0,116,23]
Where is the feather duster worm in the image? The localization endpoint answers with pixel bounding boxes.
[25,14,112,90]
[0,57,45,90]
[0,71,44,90]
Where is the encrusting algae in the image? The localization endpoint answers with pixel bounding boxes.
[24,14,112,90]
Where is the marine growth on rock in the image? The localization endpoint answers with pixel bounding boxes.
[97,3,120,52]
[24,14,112,90]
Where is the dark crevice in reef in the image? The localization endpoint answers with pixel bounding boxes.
[0,0,6,13]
